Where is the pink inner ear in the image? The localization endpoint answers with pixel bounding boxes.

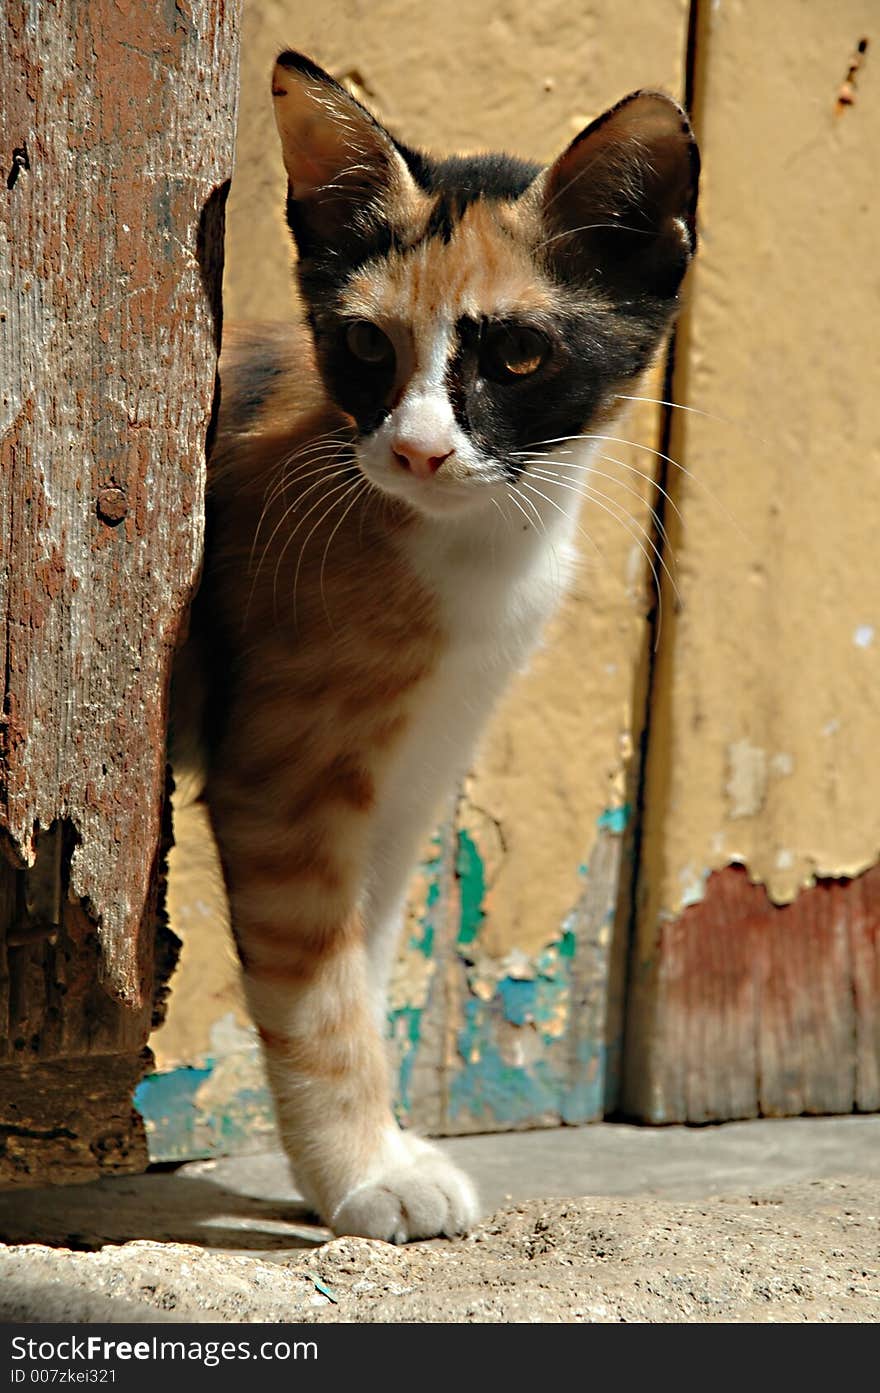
[293,142,341,194]
[277,93,388,198]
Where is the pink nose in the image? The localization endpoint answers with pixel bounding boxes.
[391,442,454,479]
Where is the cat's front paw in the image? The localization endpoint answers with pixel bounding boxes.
[329,1137,478,1244]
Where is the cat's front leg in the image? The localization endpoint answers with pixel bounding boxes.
[225,864,477,1242]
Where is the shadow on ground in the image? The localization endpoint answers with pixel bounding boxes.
[0,1164,326,1255]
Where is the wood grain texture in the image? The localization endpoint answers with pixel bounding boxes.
[0,1,241,1180]
[0,1054,149,1188]
[0,1,240,1001]
[629,865,880,1124]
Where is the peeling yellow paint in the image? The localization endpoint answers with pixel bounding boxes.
[725,739,768,820]
[388,931,435,1015]
[626,0,880,1117]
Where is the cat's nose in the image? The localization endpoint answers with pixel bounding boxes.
[391,441,454,479]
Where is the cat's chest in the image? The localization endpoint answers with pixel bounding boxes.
[366,522,575,828]
[404,514,576,675]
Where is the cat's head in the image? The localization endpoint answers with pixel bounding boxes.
[272,52,699,520]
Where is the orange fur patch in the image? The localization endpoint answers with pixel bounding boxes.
[346,198,555,349]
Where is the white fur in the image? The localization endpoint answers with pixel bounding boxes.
[357,319,508,517]
[330,1132,479,1242]
[360,434,596,1005]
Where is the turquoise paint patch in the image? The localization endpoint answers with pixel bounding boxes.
[557,928,576,959]
[561,1039,608,1124]
[456,828,486,946]
[134,1063,214,1161]
[409,834,444,958]
[453,949,608,1126]
[451,999,563,1124]
[389,1004,423,1118]
[450,837,621,1128]
[135,1062,213,1119]
[496,976,537,1026]
[597,803,631,835]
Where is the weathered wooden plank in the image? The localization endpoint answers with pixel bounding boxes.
[1,1,241,1182]
[1,0,240,1003]
[0,1055,148,1188]
[623,1,880,1121]
[637,866,880,1123]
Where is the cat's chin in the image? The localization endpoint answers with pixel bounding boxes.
[358,466,499,522]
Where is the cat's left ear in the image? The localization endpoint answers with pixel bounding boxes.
[535,90,699,299]
[272,51,417,257]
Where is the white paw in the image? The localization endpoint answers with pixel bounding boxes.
[329,1137,479,1244]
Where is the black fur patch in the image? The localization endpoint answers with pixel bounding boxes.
[400,148,541,203]
[444,305,668,474]
[404,148,541,247]
[311,313,396,437]
[223,346,284,431]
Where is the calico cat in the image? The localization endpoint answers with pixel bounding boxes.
[173,51,698,1243]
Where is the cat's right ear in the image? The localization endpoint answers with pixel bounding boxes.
[535,90,700,301]
[272,51,416,256]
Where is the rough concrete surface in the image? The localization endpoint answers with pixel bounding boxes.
[1,1118,878,1323]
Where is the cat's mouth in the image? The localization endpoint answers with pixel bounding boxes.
[354,443,506,519]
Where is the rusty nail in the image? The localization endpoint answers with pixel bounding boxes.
[97,486,128,525]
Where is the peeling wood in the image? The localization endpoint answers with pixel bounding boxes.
[623,864,880,1123]
[1,0,240,1004]
[1,1,241,1183]
[625,0,880,1124]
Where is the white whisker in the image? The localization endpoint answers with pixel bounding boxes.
[512,431,748,545]
[319,478,372,628]
[251,462,355,593]
[525,467,680,607]
[523,456,678,551]
[284,473,364,627]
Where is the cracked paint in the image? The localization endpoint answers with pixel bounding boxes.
[448,808,628,1128]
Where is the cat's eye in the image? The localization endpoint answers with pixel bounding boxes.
[345,320,395,367]
[481,323,550,382]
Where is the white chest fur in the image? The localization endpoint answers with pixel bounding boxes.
[361,441,593,967]
[405,439,593,668]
